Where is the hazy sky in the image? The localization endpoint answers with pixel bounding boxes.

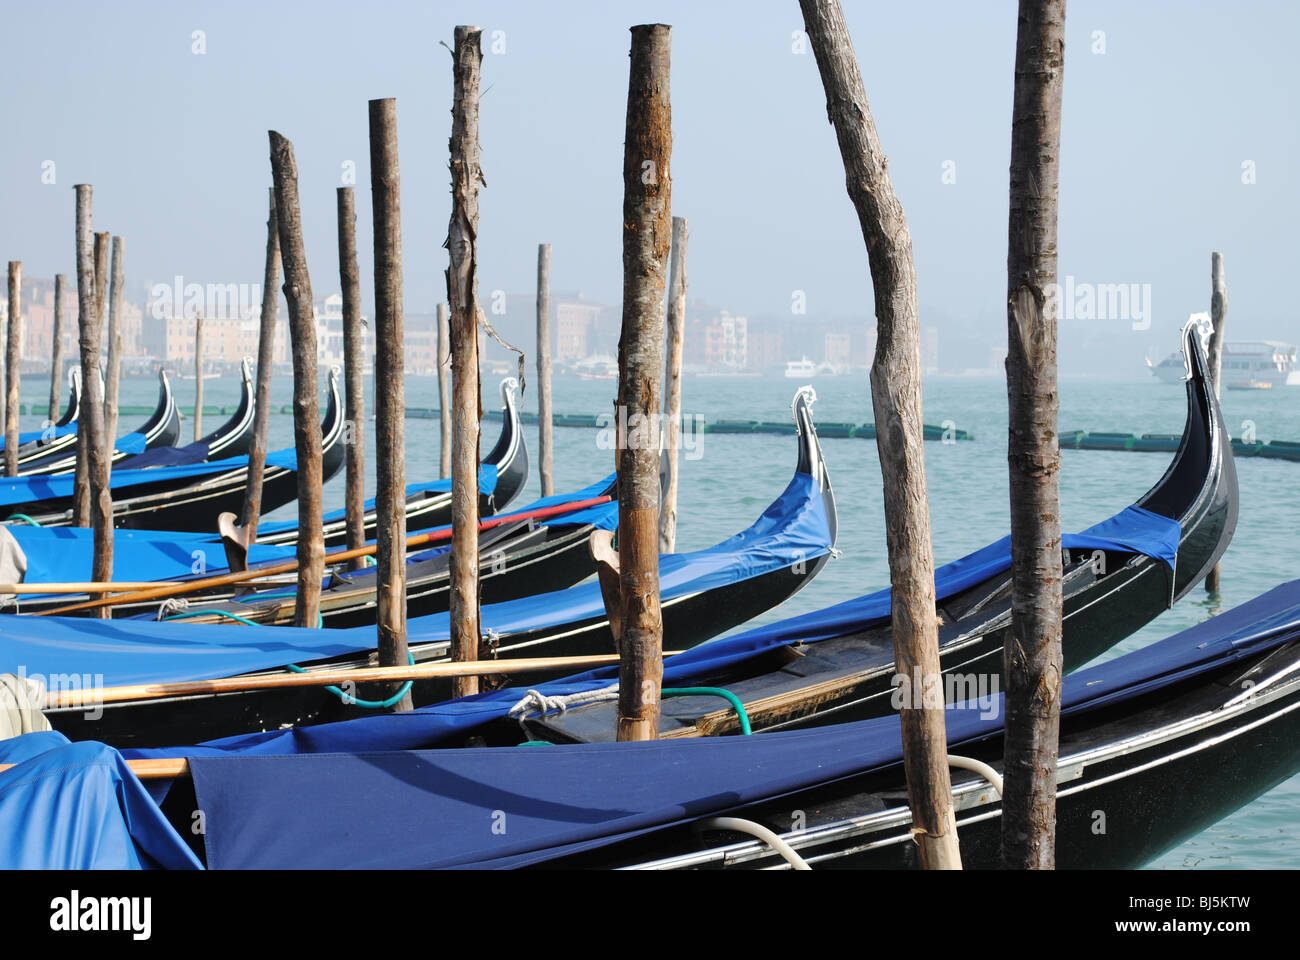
[1,1,1296,374]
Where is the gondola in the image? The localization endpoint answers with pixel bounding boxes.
[27,386,838,747]
[2,367,81,468]
[113,357,258,468]
[243,376,529,550]
[29,578,1291,870]
[0,369,345,531]
[13,369,181,476]
[513,319,1237,744]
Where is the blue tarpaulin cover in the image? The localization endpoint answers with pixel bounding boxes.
[0,731,200,869]
[1,469,828,689]
[123,501,1179,765]
[179,579,1300,868]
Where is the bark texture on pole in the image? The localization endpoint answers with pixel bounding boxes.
[269,131,324,629]
[104,236,125,444]
[536,243,554,497]
[5,261,21,477]
[437,302,451,479]
[800,0,961,868]
[615,23,672,743]
[71,190,93,528]
[83,219,114,610]
[446,26,486,700]
[193,314,205,442]
[238,188,281,541]
[660,215,688,553]
[337,186,367,572]
[48,273,67,424]
[369,97,413,711]
[1002,0,1067,871]
[1205,252,1227,594]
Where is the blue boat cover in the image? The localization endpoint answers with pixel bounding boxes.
[2,469,830,690]
[0,420,77,451]
[0,438,292,507]
[4,468,605,595]
[177,579,1300,868]
[116,440,212,470]
[0,731,200,869]
[123,501,1180,765]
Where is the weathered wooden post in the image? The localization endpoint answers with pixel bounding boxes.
[104,237,125,443]
[660,215,688,552]
[47,274,67,424]
[80,209,114,613]
[71,192,93,528]
[1205,251,1227,594]
[800,0,961,868]
[446,26,486,699]
[614,23,672,743]
[369,97,413,710]
[192,313,204,441]
[235,188,281,548]
[1001,0,1067,871]
[337,186,367,570]
[269,132,324,628]
[4,261,21,477]
[437,302,451,478]
[536,243,554,496]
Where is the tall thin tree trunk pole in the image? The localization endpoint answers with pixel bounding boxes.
[104,236,125,444]
[800,0,961,868]
[1002,0,1067,871]
[269,131,324,629]
[4,261,21,477]
[660,216,688,552]
[48,274,67,424]
[615,23,672,743]
[337,186,367,572]
[437,302,451,478]
[369,97,412,711]
[238,188,280,542]
[84,220,113,614]
[71,190,93,528]
[446,26,486,700]
[1205,252,1227,594]
[536,243,554,497]
[193,313,204,441]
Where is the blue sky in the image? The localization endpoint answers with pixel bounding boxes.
[1,0,1295,373]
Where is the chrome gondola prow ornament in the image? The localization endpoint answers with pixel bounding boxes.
[241,356,254,384]
[1183,313,1214,381]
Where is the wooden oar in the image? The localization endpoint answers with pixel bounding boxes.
[44,649,682,709]
[35,495,613,617]
[0,756,188,780]
[1,582,186,594]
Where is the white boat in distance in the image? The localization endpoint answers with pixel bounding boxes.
[1149,339,1300,387]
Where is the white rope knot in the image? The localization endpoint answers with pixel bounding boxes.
[507,683,620,720]
[157,596,190,621]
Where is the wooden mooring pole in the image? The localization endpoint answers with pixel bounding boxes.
[1002,0,1067,871]
[615,23,672,743]
[85,223,114,613]
[446,26,486,699]
[536,243,554,497]
[48,273,67,424]
[437,302,451,479]
[1205,252,1227,594]
[269,131,324,628]
[660,215,687,553]
[71,190,93,528]
[337,185,366,571]
[369,96,412,710]
[104,236,125,443]
[4,261,21,477]
[192,313,204,441]
[233,188,281,553]
[800,0,961,868]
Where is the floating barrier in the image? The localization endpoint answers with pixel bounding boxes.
[1063,430,1300,462]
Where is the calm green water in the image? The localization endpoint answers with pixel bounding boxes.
[20,367,1300,870]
